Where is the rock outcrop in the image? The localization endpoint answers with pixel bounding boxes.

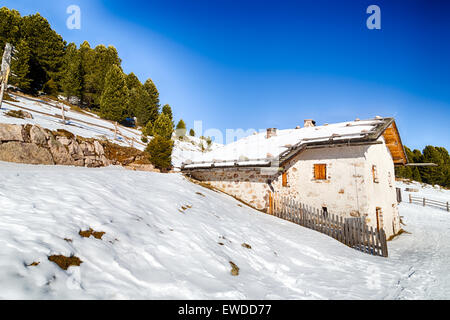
[0,123,154,170]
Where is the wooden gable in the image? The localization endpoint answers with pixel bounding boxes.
[382,121,407,166]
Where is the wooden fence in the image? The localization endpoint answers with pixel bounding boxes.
[408,194,449,212]
[268,193,388,257]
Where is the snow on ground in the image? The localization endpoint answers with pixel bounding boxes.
[0,93,220,168]
[0,162,449,300]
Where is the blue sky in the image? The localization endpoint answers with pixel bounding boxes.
[3,0,449,150]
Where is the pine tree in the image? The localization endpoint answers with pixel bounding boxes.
[42,79,58,96]
[162,104,174,126]
[20,13,65,92]
[84,44,121,107]
[422,146,444,185]
[10,39,31,91]
[152,113,174,139]
[61,43,83,100]
[143,79,160,124]
[142,121,153,137]
[126,73,142,91]
[412,167,422,182]
[146,135,174,171]
[100,65,129,122]
[0,8,21,58]
[175,119,186,137]
[130,85,151,125]
[189,129,195,137]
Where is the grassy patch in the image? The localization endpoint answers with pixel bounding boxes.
[387,229,411,241]
[48,255,83,270]
[229,261,240,276]
[179,204,193,213]
[5,110,26,119]
[3,92,18,102]
[79,228,106,240]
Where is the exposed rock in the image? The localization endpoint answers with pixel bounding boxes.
[56,135,72,146]
[48,136,76,166]
[30,125,48,146]
[0,124,25,142]
[0,142,54,165]
[80,141,96,157]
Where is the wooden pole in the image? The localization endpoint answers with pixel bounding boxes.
[61,104,66,124]
[0,43,13,109]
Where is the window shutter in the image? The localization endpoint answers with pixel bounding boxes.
[282,172,288,187]
[314,164,327,180]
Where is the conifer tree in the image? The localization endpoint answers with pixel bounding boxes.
[42,79,58,96]
[100,65,129,122]
[146,111,174,171]
[126,73,142,91]
[61,43,83,100]
[143,78,160,124]
[412,167,422,182]
[146,135,174,171]
[175,119,187,137]
[130,85,151,125]
[84,44,121,107]
[189,129,195,137]
[20,12,65,91]
[10,39,31,91]
[162,104,174,125]
[152,113,174,139]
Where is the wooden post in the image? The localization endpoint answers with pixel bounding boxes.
[423,197,426,207]
[447,202,449,212]
[61,104,66,124]
[0,43,13,109]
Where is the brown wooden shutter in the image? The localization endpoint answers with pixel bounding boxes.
[282,172,288,187]
[314,164,326,180]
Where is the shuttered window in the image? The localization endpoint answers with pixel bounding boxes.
[314,164,327,180]
[282,172,288,187]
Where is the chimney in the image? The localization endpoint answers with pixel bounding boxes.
[304,119,316,128]
[266,128,277,139]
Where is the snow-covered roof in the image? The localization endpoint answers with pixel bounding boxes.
[182,117,394,169]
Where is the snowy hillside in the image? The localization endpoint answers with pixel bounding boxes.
[0,161,449,299]
[0,93,220,168]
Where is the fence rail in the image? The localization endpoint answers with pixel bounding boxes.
[408,194,449,212]
[268,193,388,257]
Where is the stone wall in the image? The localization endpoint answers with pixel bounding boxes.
[0,123,153,170]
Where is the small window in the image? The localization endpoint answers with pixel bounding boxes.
[372,165,379,183]
[282,172,288,187]
[314,164,327,180]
